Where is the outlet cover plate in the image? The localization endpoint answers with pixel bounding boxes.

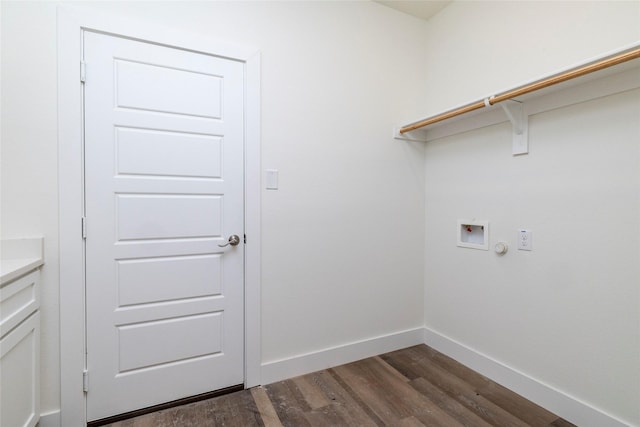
[518,229,533,251]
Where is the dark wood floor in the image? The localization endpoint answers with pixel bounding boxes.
[105,344,576,427]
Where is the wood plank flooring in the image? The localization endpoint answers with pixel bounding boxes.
[104,344,576,427]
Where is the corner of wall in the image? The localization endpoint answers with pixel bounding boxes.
[423,328,634,427]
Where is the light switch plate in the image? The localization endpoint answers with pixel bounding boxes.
[265,169,279,190]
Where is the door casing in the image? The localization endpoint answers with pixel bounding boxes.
[58,7,262,426]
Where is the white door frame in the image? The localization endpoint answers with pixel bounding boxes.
[57,7,261,426]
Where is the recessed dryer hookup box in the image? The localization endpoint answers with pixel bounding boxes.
[457,219,489,250]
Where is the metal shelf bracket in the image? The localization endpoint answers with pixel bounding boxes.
[499,99,528,155]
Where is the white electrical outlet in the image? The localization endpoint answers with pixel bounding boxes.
[517,229,533,251]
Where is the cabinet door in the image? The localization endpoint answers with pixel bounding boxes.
[0,311,40,427]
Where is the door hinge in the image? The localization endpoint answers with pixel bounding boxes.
[83,370,89,393]
[80,61,86,83]
[82,217,87,239]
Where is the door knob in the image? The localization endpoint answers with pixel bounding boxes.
[218,235,241,247]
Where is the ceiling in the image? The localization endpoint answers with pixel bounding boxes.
[374,1,452,21]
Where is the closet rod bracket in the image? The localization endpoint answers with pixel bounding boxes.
[499,99,528,155]
[393,126,427,142]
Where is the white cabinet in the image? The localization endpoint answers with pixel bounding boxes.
[1,239,42,427]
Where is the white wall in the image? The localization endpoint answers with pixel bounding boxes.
[421,1,640,425]
[0,1,60,414]
[1,0,428,415]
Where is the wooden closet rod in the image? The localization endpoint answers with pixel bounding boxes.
[399,46,640,134]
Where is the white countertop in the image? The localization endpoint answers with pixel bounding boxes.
[0,237,44,286]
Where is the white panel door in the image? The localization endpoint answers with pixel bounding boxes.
[83,31,245,422]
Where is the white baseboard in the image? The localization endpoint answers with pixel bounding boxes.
[260,327,425,385]
[38,410,61,427]
[423,327,632,427]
